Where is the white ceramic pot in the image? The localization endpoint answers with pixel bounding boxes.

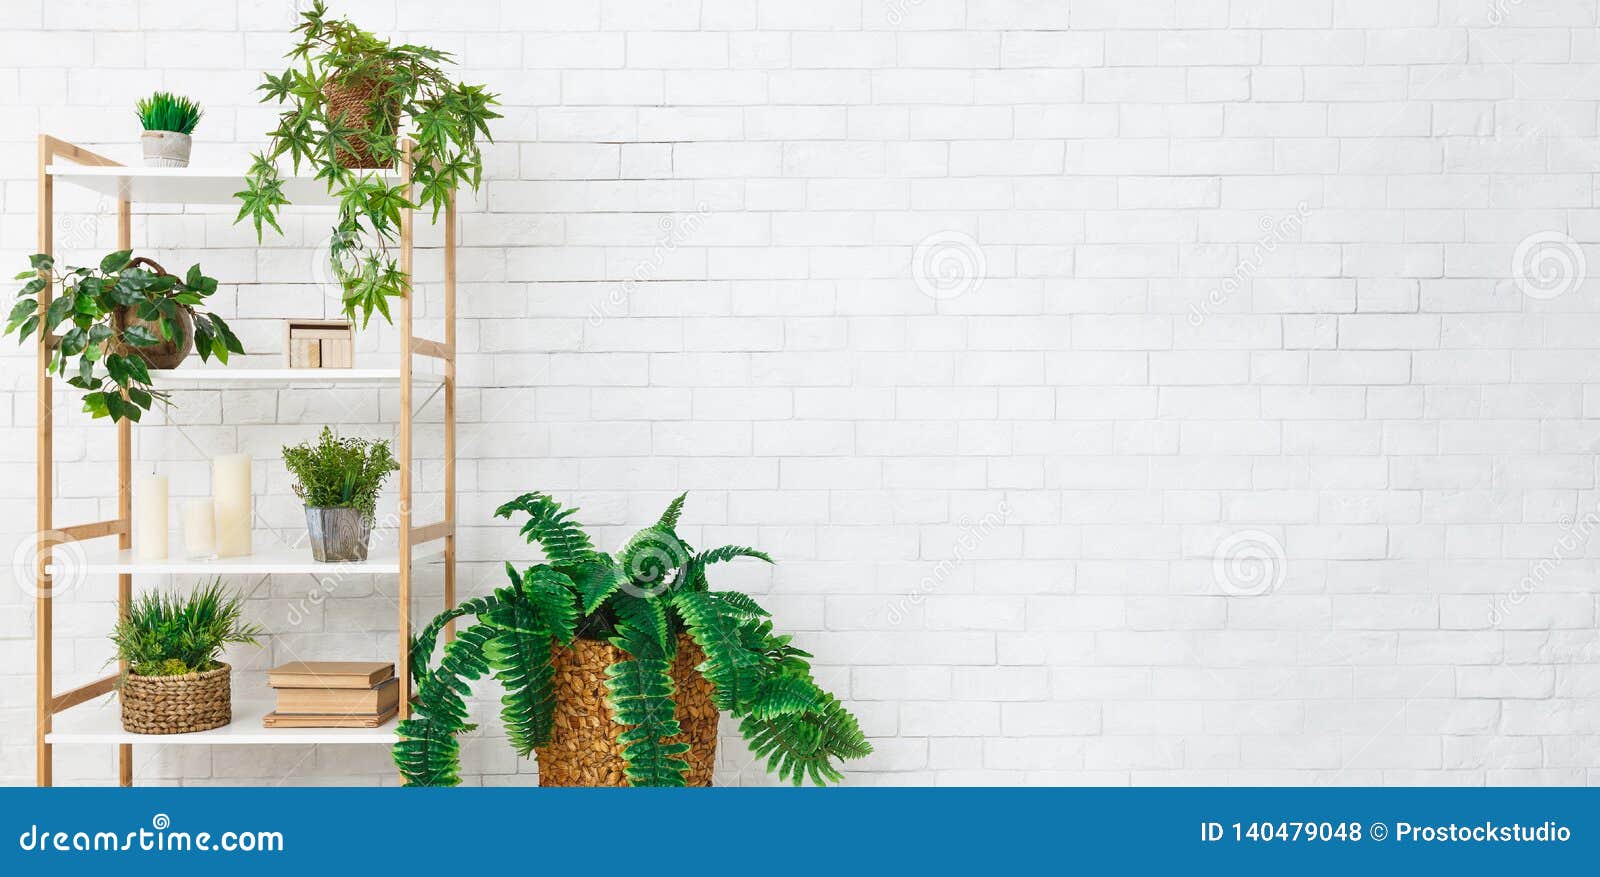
[141,131,191,168]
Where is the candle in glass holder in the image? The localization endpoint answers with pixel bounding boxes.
[182,499,216,559]
[212,453,252,558]
[135,474,168,560]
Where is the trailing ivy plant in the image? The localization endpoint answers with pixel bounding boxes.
[395,492,873,787]
[6,251,242,423]
[235,0,500,327]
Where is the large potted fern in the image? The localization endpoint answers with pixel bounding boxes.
[395,493,872,787]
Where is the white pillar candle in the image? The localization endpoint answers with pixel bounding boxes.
[182,499,216,559]
[135,474,168,560]
[212,453,252,558]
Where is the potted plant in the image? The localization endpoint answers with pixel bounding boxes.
[136,91,203,167]
[282,427,398,562]
[6,250,243,423]
[234,0,501,327]
[110,581,262,734]
[395,493,873,787]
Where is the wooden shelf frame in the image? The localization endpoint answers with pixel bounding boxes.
[32,135,458,786]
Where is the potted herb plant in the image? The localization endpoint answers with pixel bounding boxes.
[110,582,262,734]
[136,91,203,167]
[6,250,243,423]
[235,0,501,326]
[282,427,399,562]
[395,493,873,787]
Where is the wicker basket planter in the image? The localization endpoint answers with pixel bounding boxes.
[322,78,396,169]
[536,635,717,786]
[112,258,194,370]
[119,663,232,735]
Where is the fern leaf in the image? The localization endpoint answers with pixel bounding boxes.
[570,554,626,615]
[493,492,597,566]
[738,689,872,786]
[619,525,690,594]
[706,590,770,619]
[656,491,688,531]
[483,626,556,757]
[746,672,822,719]
[697,544,774,566]
[611,593,672,660]
[603,657,689,787]
[670,590,770,711]
[408,592,500,684]
[393,717,462,787]
[518,563,579,644]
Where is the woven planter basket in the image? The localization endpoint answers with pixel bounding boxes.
[536,634,718,786]
[120,663,231,735]
[322,78,396,169]
[112,257,193,370]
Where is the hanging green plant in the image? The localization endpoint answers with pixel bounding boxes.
[234,0,500,327]
[6,251,242,423]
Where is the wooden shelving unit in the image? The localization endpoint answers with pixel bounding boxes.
[32,134,458,786]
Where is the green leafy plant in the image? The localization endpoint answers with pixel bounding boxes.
[136,91,203,135]
[235,0,500,327]
[282,427,398,521]
[6,251,242,423]
[395,492,872,787]
[110,581,262,678]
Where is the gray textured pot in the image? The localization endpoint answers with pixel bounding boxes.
[141,130,191,168]
[304,506,371,562]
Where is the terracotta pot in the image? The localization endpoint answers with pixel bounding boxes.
[322,78,397,169]
[305,506,371,563]
[120,663,231,734]
[536,635,718,786]
[140,130,191,168]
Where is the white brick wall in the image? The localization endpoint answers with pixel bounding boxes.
[2,0,1599,786]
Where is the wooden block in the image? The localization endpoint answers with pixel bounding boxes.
[320,338,353,368]
[289,338,320,368]
[284,319,355,368]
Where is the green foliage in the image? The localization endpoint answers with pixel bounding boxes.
[396,492,872,787]
[109,581,262,678]
[234,0,500,327]
[136,91,203,134]
[6,251,241,424]
[281,426,398,521]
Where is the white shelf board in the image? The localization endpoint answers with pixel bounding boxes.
[47,698,398,745]
[151,367,442,388]
[46,164,394,207]
[46,537,441,576]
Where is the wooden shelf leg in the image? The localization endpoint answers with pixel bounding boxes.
[397,141,414,719]
[35,134,53,788]
[117,194,133,788]
[444,191,456,641]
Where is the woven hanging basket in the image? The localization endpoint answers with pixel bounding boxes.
[536,634,718,787]
[112,257,194,370]
[322,78,397,169]
[119,663,232,735]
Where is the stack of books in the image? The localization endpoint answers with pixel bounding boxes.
[262,661,399,729]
